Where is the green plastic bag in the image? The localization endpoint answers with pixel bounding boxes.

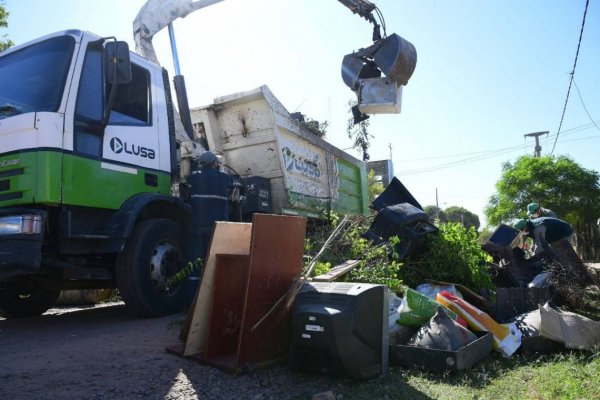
[397,288,461,327]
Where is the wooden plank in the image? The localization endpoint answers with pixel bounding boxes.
[236,214,307,367]
[312,260,360,282]
[205,254,250,359]
[183,222,252,356]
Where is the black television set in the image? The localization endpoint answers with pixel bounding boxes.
[289,282,389,380]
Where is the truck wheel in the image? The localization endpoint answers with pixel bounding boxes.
[0,286,60,319]
[116,218,186,317]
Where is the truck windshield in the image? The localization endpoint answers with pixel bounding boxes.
[0,36,75,119]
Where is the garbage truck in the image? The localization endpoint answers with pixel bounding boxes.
[0,0,417,318]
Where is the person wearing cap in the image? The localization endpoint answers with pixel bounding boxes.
[188,151,233,258]
[514,217,574,259]
[527,202,557,219]
[185,151,233,302]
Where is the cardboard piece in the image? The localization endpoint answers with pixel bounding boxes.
[183,222,252,356]
[539,302,600,351]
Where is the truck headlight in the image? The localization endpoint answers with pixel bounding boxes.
[0,215,43,235]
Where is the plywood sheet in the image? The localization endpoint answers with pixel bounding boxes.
[205,254,250,359]
[237,214,307,365]
[183,222,252,356]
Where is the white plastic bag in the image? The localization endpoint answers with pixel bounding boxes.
[415,282,463,299]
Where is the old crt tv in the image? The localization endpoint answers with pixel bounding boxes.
[289,282,389,380]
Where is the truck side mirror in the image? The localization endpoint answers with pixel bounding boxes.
[105,41,132,85]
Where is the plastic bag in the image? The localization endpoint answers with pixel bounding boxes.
[511,308,542,338]
[415,282,463,299]
[528,272,553,288]
[408,307,477,351]
[397,288,466,328]
[389,323,418,346]
[436,291,522,357]
[388,289,403,330]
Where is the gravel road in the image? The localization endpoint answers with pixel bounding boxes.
[0,302,341,400]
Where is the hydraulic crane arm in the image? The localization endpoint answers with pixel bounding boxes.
[337,0,380,39]
[133,0,224,64]
[133,0,417,142]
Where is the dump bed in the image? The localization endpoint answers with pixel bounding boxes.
[190,86,368,217]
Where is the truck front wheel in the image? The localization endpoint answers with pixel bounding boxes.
[116,218,186,317]
[0,285,60,319]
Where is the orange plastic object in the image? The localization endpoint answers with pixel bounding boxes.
[436,291,522,357]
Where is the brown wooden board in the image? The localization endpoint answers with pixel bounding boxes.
[183,222,252,356]
[183,214,306,372]
[236,214,307,367]
[205,254,250,359]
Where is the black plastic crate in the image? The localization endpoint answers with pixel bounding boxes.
[241,176,272,216]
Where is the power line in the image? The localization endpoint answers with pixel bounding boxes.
[550,0,590,155]
[396,120,599,164]
[397,144,527,176]
[396,124,600,176]
[573,79,600,133]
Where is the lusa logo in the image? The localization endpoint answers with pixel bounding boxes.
[110,137,155,160]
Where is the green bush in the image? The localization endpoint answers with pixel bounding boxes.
[409,222,494,291]
[345,230,403,292]
[304,216,494,294]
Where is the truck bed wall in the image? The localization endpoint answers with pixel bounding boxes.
[190,86,368,217]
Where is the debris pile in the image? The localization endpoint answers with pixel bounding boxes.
[166,177,599,380]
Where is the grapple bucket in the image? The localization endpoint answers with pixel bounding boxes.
[342,33,417,116]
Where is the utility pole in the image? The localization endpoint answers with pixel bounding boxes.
[435,188,439,220]
[388,143,393,160]
[524,131,549,157]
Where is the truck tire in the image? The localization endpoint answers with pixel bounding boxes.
[0,286,60,319]
[116,218,186,317]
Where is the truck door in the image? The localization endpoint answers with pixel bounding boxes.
[62,42,166,210]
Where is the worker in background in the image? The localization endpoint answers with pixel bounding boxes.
[185,151,233,303]
[514,217,575,260]
[527,202,557,219]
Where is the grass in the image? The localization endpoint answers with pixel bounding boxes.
[299,351,600,400]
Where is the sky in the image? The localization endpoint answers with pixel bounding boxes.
[3,0,599,226]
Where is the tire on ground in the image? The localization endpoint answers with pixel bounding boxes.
[116,218,186,317]
[0,286,61,319]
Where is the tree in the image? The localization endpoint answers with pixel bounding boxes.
[424,205,446,223]
[346,100,372,161]
[484,155,600,260]
[424,205,480,230]
[445,206,480,230]
[367,169,384,203]
[0,2,13,52]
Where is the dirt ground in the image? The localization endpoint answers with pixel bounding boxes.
[0,302,338,400]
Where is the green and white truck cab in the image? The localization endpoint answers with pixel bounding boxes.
[0,28,386,320]
[0,30,189,318]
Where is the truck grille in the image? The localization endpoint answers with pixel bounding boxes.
[0,192,23,201]
[0,168,24,178]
